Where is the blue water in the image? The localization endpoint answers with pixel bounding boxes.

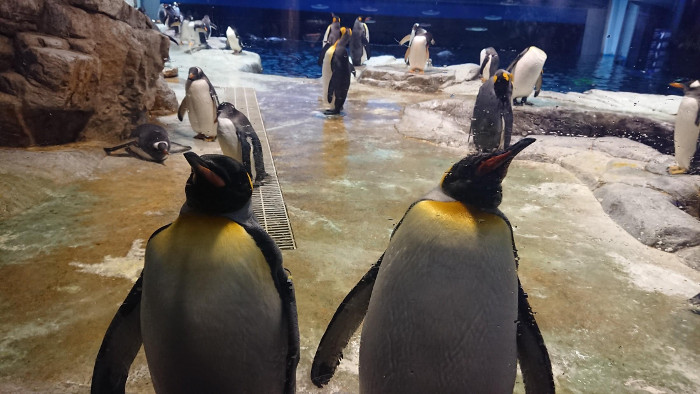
[245,38,684,96]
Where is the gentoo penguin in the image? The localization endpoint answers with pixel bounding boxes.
[669,80,700,175]
[217,102,270,185]
[318,14,341,66]
[178,66,219,141]
[350,16,370,66]
[471,70,514,152]
[310,138,554,393]
[321,27,354,115]
[179,18,199,47]
[507,46,547,105]
[91,152,299,394]
[400,23,434,74]
[103,124,191,163]
[226,26,243,54]
[479,46,500,81]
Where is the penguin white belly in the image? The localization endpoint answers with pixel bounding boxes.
[217,118,243,162]
[360,201,518,393]
[180,21,198,45]
[408,36,428,72]
[186,79,217,137]
[321,45,336,108]
[480,48,486,67]
[483,56,494,80]
[226,27,241,52]
[511,47,547,99]
[674,97,700,170]
[141,215,287,393]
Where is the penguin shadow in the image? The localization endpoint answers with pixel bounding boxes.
[322,118,348,178]
[313,110,345,119]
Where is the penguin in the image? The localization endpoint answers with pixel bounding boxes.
[192,17,214,49]
[217,102,270,186]
[178,66,219,141]
[91,152,300,394]
[226,26,243,54]
[103,124,191,163]
[201,15,216,39]
[479,46,500,82]
[350,16,370,66]
[400,23,434,74]
[669,80,700,175]
[179,18,199,47]
[317,14,341,67]
[507,46,547,106]
[471,70,514,152]
[321,27,353,115]
[310,138,554,393]
[158,3,181,33]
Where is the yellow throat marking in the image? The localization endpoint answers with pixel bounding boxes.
[413,200,507,235]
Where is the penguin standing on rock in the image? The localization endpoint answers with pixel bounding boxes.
[507,46,546,105]
[400,23,434,74]
[350,16,370,66]
[479,46,500,81]
[311,138,554,394]
[217,102,270,186]
[669,80,700,175]
[471,69,514,152]
[318,14,341,66]
[321,27,354,115]
[91,152,300,394]
[226,26,243,53]
[178,66,219,141]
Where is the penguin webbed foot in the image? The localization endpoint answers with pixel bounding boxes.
[668,165,688,175]
[323,109,342,116]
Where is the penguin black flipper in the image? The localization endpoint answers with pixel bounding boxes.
[318,43,331,67]
[104,141,137,154]
[310,255,383,387]
[238,128,253,177]
[535,71,543,97]
[516,280,555,394]
[507,47,528,72]
[177,96,188,121]
[695,106,700,127]
[91,225,171,393]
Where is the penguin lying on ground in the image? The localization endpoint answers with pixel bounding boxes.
[350,16,370,66]
[471,70,514,152]
[226,26,243,54]
[669,80,700,175]
[399,23,434,74]
[103,124,191,163]
[311,138,555,393]
[92,152,299,393]
[178,66,219,141]
[321,27,354,115]
[318,14,341,67]
[217,102,270,186]
[507,46,547,106]
[479,46,499,81]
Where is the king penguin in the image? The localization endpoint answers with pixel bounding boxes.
[471,69,514,152]
[226,26,243,54]
[310,138,555,393]
[507,46,546,105]
[350,16,370,66]
[217,101,270,185]
[318,14,341,66]
[321,27,353,115]
[400,23,434,74]
[479,46,500,82]
[91,152,299,394]
[669,80,700,175]
[178,66,219,141]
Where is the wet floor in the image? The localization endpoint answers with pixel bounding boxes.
[0,67,698,393]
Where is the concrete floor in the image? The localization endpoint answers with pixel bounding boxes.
[0,58,699,393]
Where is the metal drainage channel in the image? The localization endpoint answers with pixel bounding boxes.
[221,87,296,250]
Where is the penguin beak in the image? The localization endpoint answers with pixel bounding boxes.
[669,82,684,89]
[184,152,226,188]
[476,138,536,176]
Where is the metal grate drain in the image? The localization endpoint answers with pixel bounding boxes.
[219,87,296,250]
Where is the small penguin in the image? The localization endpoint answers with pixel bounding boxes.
[507,46,547,105]
[201,15,216,39]
[400,23,434,74]
[317,14,341,66]
[226,26,243,54]
[103,124,191,163]
[479,46,500,81]
[217,102,270,185]
[179,19,199,47]
[669,80,700,175]
[91,152,300,394]
[178,66,219,141]
[321,27,354,115]
[471,70,514,152]
[310,138,554,393]
[350,16,370,66]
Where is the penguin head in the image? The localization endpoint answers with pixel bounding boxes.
[670,80,700,94]
[183,152,253,214]
[441,138,536,209]
[492,70,512,102]
[187,66,206,81]
[217,102,236,118]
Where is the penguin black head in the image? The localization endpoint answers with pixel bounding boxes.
[492,69,512,102]
[217,102,236,118]
[184,152,252,214]
[441,138,536,209]
[187,66,206,81]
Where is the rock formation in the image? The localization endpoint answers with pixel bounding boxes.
[0,0,175,146]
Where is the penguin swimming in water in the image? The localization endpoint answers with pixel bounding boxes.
[669,80,700,175]
[321,27,354,115]
[318,14,341,67]
[103,124,191,163]
[217,102,270,186]
[226,26,243,54]
[479,46,500,81]
[350,16,370,66]
[178,66,219,141]
[400,23,434,74]
[507,46,547,106]
[310,138,554,393]
[471,69,514,152]
[91,152,300,393]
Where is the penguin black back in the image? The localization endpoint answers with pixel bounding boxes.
[326,27,353,114]
[183,152,252,214]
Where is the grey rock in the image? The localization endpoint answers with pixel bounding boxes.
[444,63,481,83]
[358,66,455,93]
[0,35,13,71]
[0,0,44,36]
[676,246,700,270]
[151,75,178,116]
